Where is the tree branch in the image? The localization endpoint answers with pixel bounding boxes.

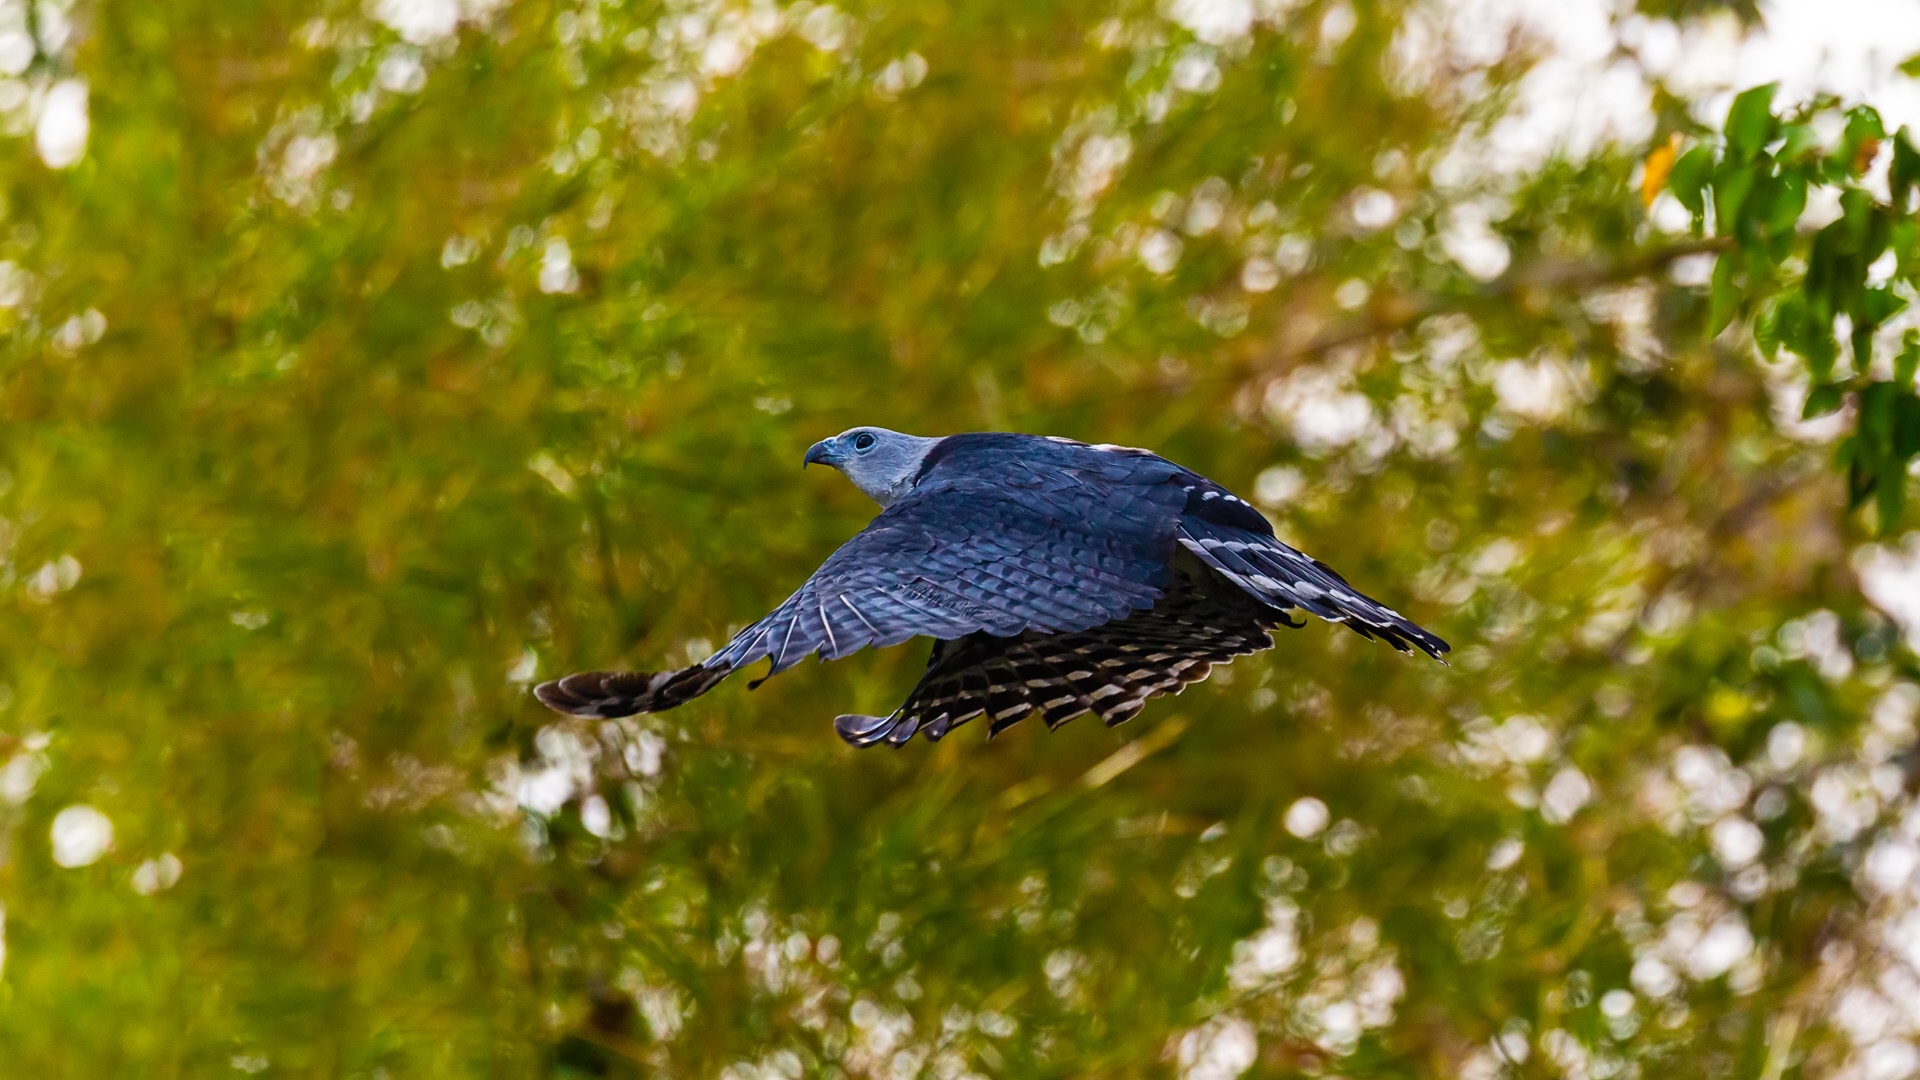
[1266,236,1735,368]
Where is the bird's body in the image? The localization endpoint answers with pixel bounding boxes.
[536,429,1447,747]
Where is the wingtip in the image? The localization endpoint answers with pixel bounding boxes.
[534,672,632,717]
[533,675,594,716]
[835,712,905,748]
[533,666,729,718]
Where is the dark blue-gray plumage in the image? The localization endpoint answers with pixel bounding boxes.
[536,428,1448,746]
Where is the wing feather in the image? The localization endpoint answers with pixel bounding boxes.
[539,474,1180,718]
[1177,517,1448,660]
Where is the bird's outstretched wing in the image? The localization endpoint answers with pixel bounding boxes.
[1172,478,1450,660]
[535,476,1177,719]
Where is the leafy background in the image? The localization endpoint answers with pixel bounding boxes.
[3,0,1920,1076]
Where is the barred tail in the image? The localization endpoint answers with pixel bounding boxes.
[836,568,1277,748]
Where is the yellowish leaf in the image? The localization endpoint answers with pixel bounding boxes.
[1641,135,1680,208]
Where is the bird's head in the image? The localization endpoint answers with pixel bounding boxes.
[804,426,940,507]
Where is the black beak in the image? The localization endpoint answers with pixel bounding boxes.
[803,439,834,468]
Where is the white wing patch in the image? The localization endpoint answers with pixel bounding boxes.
[1040,435,1153,456]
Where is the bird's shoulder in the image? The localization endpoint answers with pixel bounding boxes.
[912,431,1181,487]
[899,431,1279,538]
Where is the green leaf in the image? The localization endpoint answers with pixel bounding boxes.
[1840,187,1875,236]
[1845,106,1887,145]
[1709,253,1740,336]
[1861,382,1897,450]
[1668,145,1716,222]
[1803,383,1847,419]
[1725,83,1778,163]
[1858,286,1907,327]
[1839,435,1871,508]
[1878,459,1908,532]
[1892,129,1920,210]
[1806,224,1843,323]
[1854,385,1918,531]
[1756,172,1806,238]
[1773,293,1838,381]
[1896,330,1920,386]
[1712,162,1756,240]
[1855,323,1879,376]
[1839,106,1888,176]
[1893,217,1920,282]
[1903,51,1920,78]
[1855,289,1909,371]
[1778,123,1821,163]
[1898,391,1920,456]
[1754,301,1785,359]
[1805,193,1882,327]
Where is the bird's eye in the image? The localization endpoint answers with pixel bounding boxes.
[852,432,877,452]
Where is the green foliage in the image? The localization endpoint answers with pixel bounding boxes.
[0,1,1915,1078]
[1677,95,1920,534]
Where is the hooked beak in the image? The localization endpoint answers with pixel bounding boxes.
[803,438,835,468]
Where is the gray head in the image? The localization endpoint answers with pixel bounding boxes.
[803,426,941,507]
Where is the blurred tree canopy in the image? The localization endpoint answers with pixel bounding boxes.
[3,0,1920,1076]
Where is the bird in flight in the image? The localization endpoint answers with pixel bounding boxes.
[537,428,1447,748]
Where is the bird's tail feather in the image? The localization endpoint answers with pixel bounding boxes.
[834,572,1276,748]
